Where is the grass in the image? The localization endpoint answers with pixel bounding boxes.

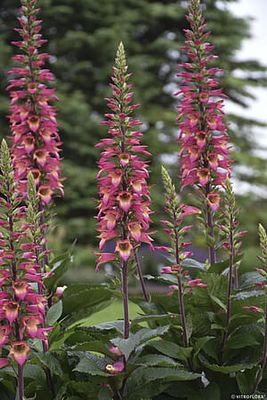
[81,301,141,326]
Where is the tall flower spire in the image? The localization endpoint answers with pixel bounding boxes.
[0,140,51,400]
[96,43,153,336]
[7,0,63,204]
[177,0,231,264]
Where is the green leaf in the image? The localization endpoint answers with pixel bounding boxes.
[112,326,169,360]
[193,336,215,360]
[149,340,192,362]
[45,253,72,291]
[46,301,63,325]
[126,366,201,398]
[94,320,124,333]
[233,290,265,301]
[74,354,110,377]
[23,364,46,384]
[236,367,260,394]
[36,352,63,376]
[199,355,258,373]
[131,313,179,327]
[226,332,260,349]
[137,354,182,367]
[182,258,206,272]
[62,284,113,326]
[209,294,227,311]
[239,272,264,290]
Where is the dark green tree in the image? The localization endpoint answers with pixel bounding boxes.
[0,0,266,267]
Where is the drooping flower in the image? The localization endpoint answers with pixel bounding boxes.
[96,42,153,267]
[9,342,31,366]
[105,360,125,375]
[7,0,63,203]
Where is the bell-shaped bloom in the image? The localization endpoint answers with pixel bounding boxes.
[0,326,11,347]
[105,360,125,374]
[12,280,30,300]
[115,240,133,262]
[207,192,220,212]
[21,315,42,339]
[3,301,20,323]
[9,342,30,366]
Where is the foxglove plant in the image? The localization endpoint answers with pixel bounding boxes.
[7,0,63,204]
[96,42,153,337]
[161,166,206,348]
[0,140,51,400]
[177,0,231,264]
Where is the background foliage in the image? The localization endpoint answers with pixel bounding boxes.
[0,0,266,270]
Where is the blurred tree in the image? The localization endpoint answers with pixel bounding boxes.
[0,0,266,267]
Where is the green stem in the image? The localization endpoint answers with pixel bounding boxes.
[134,248,150,302]
[121,260,130,339]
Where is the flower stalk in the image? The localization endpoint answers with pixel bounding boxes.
[96,43,153,338]
[8,0,63,204]
[177,0,231,264]
[0,140,51,399]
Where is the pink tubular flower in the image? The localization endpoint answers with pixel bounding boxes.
[242,306,263,313]
[96,43,153,267]
[9,342,30,366]
[176,0,231,211]
[7,0,63,203]
[187,279,208,288]
[105,360,125,375]
[0,358,9,369]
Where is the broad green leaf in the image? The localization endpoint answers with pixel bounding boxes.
[74,354,110,377]
[46,301,63,325]
[112,326,169,360]
[237,367,260,394]
[149,339,192,362]
[131,313,177,327]
[62,284,113,326]
[36,352,63,376]
[193,336,215,360]
[226,332,260,349]
[199,355,258,373]
[137,354,182,367]
[126,366,201,397]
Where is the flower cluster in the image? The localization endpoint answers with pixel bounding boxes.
[0,141,51,369]
[176,0,231,212]
[96,43,153,268]
[7,0,63,204]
